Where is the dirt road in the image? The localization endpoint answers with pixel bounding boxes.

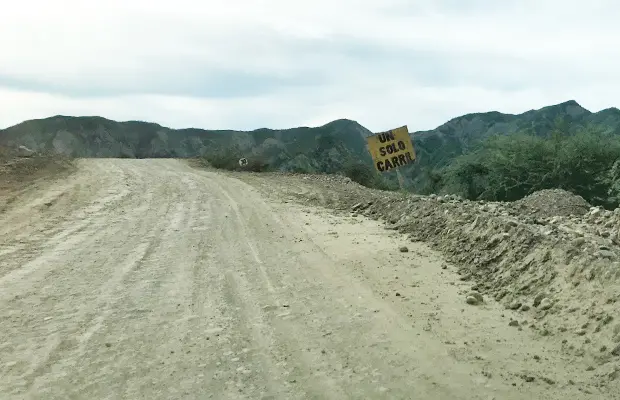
[0,159,604,399]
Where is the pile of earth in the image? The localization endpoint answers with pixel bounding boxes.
[514,189,592,219]
[0,152,75,213]
[242,172,620,386]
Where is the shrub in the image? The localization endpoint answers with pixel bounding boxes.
[342,160,395,191]
[435,128,620,208]
[203,147,272,172]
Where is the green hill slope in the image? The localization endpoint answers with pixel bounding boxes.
[2,100,620,194]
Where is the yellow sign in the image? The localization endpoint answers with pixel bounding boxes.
[366,125,416,172]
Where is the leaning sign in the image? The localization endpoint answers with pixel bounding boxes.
[366,125,415,172]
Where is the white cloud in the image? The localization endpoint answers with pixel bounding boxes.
[1,0,619,132]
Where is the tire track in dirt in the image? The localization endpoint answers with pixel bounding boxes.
[1,159,607,400]
[3,164,167,395]
[0,160,195,397]
[202,172,466,399]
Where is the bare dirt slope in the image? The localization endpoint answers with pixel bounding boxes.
[0,159,611,399]
[0,149,74,215]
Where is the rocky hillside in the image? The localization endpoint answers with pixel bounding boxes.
[409,100,620,188]
[1,100,619,182]
[0,116,374,174]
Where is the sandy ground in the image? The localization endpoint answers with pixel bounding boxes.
[0,159,608,399]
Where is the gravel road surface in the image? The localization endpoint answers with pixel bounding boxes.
[0,159,600,399]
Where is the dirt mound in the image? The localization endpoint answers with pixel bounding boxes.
[0,153,75,212]
[515,189,591,218]
[245,173,620,387]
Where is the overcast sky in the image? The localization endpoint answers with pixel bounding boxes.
[1,0,619,132]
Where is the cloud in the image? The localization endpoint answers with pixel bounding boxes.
[1,0,619,132]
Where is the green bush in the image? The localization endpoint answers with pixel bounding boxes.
[244,158,271,172]
[434,128,620,208]
[287,164,316,174]
[203,148,273,172]
[342,160,395,191]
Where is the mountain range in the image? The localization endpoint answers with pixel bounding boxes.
[1,100,619,189]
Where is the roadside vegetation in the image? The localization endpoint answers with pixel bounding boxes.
[202,150,271,173]
[201,118,620,208]
[422,124,620,209]
[201,147,397,191]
